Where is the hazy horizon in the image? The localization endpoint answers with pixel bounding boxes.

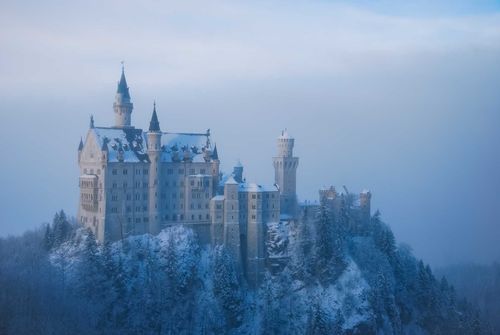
[1,0,499,268]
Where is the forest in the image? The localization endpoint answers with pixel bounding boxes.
[0,208,493,334]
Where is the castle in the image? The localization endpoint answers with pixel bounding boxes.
[78,68,371,283]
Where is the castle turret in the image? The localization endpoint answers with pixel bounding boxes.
[233,160,243,183]
[113,66,133,128]
[147,102,162,234]
[273,129,299,218]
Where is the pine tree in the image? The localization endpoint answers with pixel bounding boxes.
[213,245,243,330]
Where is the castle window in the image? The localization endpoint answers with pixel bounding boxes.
[143,217,149,223]
[200,169,206,174]
[180,214,184,220]
[165,214,169,220]
[143,182,148,188]
[135,206,140,212]
[190,204,194,209]
[111,195,118,201]
[252,215,256,220]
[199,214,202,220]
[189,169,195,174]
[216,204,222,210]
[205,204,209,209]
[126,206,131,213]
[207,214,210,220]
[190,180,194,186]
[173,215,177,221]
[123,169,128,175]
[191,215,194,220]
[97,169,101,175]
[112,169,117,175]
[252,205,256,209]
[198,204,201,209]
[143,206,147,211]
[136,169,140,175]
[123,182,127,188]
[135,194,140,200]
[178,169,184,174]
[167,169,173,175]
[84,168,87,174]
[136,218,141,223]
[112,183,117,188]
[143,169,148,175]
[252,194,256,199]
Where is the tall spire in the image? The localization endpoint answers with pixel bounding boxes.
[78,137,84,151]
[113,63,134,128]
[212,143,219,160]
[117,65,130,100]
[149,101,161,132]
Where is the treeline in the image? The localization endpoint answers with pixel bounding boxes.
[0,208,491,334]
[436,263,500,334]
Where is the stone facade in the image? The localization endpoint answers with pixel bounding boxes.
[78,69,283,283]
[77,68,372,284]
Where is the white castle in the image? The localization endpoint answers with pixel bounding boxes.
[78,68,371,283]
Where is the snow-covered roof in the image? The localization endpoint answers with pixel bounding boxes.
[160,132,211,163]
[239,182,278,193]
[211,195,225,201]
[225,175,238,185]
[93,127,148,163]
[91,127,212,163]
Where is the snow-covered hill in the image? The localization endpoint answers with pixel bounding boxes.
[0,209,487,334]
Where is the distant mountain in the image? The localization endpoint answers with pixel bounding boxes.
[0,209,487,334]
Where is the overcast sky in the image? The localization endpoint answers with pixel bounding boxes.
[0,0,499,267]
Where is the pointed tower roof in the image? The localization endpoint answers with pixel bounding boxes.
[149,101,161,132]
[212,144,219,160]
[78,137,84,151]
[116,65,131,99]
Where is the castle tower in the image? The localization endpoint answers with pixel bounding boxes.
[273,129,299,217]
[113,66,133,128]
[147,102,162,234]
[223,176,240,260]
[233,160,243,183]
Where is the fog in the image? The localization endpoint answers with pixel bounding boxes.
[0,0,499,267]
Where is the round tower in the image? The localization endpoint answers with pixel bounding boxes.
[273,129,299,217]
[113,66,134,128]
[147,102,162,234]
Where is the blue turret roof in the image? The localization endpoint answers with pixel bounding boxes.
[117,67,131,99]
[78,137,84,151]
[212,144,219,160]
[149,102,161,132]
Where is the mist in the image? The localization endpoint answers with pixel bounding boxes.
[0,0,499,267]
